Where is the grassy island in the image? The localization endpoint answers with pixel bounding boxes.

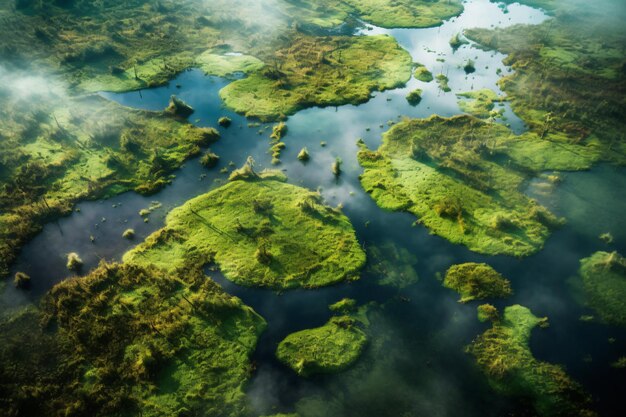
[467,305,595,417]
[578,251,626,326]
[124,166,365,289]
[457,89,504,119]
[0,262,265,417]
[357,115,597,256]
[0,93,218,277]
[276,315,367,377]
[443,263,512,303]
[220,35,412,121]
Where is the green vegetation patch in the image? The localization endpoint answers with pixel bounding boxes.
[414,64,433,82]
[0,262,266,417]
[343,0,463,28]
[357,115,597,256]
[220,35,412,121]
[467,304,595,417]
[578,251,626,326]
[366,240,419,288]
[457,89,504,119]
[466,2,626,163]
[443,262,512,303]
[125,167,365,289]
[276,315,367,377]
[0,92,218,277]
[196,51,265,77]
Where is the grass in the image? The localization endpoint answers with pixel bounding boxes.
[357,115,597,256]
[366,240,419,288]
[578,251,626,326]
[196,51,265,77]
[0,262,266,417]
[0,93,218,277]
[219,35,412,121]
[467,304,595,417]
[124,170,366,289]
[276,315,367,377]
[457,89,504,119]
[443,263,512,303]
[466,1,626,164]
[343,0,463,28]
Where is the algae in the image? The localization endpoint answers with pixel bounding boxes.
[578,251,626,326]
[124,170,365,289]
[443,263,512,303]
[276,315,367,377]
[467,304,595,417]
[366,240,419,289]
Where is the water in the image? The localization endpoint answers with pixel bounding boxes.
[3,1,625,415]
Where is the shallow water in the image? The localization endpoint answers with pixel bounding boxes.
[4,1,626,415]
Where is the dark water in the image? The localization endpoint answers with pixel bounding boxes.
[3,1,625,416]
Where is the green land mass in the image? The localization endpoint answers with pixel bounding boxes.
[219,35,413,121]
[366,240,419,288]
[357,115,598,256]
[276,315,368,377]
[414,64,434,82]
[0,262,265,417]
[578,251,626,326]
[0,92,218,277]
[466,0,626,164]
[443,262,512,303]
[124,167,366,289]
[341,0,463,28]
[468,304,596,417]
[457,89,504,119]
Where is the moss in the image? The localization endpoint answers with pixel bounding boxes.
[477,303,499,323]
[435,73,451,92]
[405,88,423,106]
[329,298,357,314]
[0,262,265,417]
[276,315,367,377]
[443,263,512,303]
[122,228,135,239]
[467,305,595,417]
[165,95,194,118]
[66,252,83,271]
[297,147,310,161]
[220,35,412,121]
[366,240,419,288]
[578,251,626,326]
[463,59,476,74]
[200,151,220,169]
[414,65,433,82]
[124,171,365,289]
[457,89,503,119]
[218,117,232,127]
[465,2,626,164]
[13,271,31,289]
[357,115,592,256]
[599,232,614,244]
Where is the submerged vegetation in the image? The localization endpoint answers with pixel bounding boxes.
[366,240,419,288]
[578,251,626,326]
[468,304,595,417]
[276,315,368,377]
[220,35,412,121]
[0,262,265,417]
[443,263,512,303]
[357,115,596,256]
[124,169,365,289]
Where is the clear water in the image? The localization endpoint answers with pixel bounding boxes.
[3,1,625,415]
